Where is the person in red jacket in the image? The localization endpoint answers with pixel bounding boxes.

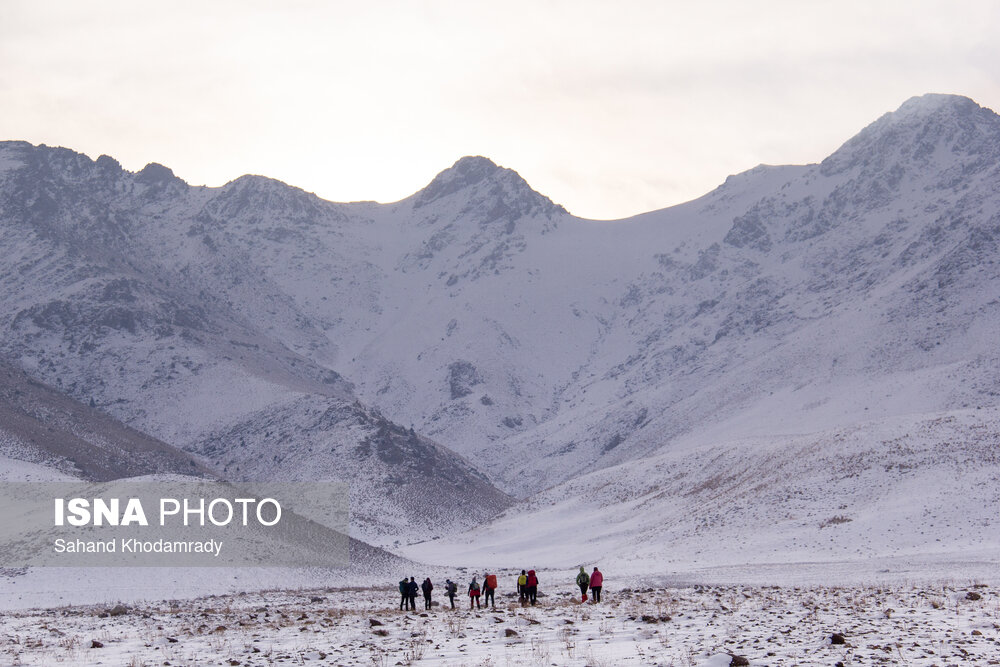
[589,567,603,603]
[526,569,538,605]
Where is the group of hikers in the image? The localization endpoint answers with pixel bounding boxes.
[397,567,603,611]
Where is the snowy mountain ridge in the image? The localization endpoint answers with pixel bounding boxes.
[1,93,998,573]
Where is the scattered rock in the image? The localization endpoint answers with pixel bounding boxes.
[369,618,383,627]
[310,596,325,603]
[966,591,982,601]
[90,640,103,649]
[227,660,241,666]
[373,629,388,637]
[972,629,983,636]
[729,655,749,666]
[641,615,659,623]
[505,628,518,637]
[831,632,847,645]
[107,604,129,617]
[166,636,178,643]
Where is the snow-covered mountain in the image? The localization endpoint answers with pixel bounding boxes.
[0,143,511,548]
[1,93,998,571]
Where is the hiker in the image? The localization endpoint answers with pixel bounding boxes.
[517,570,528,604]
[482,572,498,608]
[526,569,538,605]
[445,579,458,609]
[407,577,419,611]
[399,577,409,610]
[576,566,590,602]
[468,576,481,609]
[421,577,434,610]
[590,567,603,603]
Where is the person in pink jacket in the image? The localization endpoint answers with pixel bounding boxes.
[589,567,603,603]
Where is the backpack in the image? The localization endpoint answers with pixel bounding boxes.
[399,579,407,594]
[485,574,497,590]
[447,581,457,595]
[518,574,527,586]
[470,581,480,593]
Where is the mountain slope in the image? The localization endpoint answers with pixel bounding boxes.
[0,359,210,481]
[406,406,1000,576]
[0,143,512,545]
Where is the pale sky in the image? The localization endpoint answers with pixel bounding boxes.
[2,1,999,219]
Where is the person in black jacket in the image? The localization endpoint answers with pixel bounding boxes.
[407,577,419,611]
[421,577,434,610]
[399,578,409,610]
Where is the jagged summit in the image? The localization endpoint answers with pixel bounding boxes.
[411,155,567,217]
[821,93,1000,176]
[136,162,182,185]
[414,156,521,203]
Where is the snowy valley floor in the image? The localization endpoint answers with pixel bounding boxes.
[1,582,998,666]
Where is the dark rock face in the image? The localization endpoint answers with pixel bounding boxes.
[724,207,773,252]
[448,361,482,399]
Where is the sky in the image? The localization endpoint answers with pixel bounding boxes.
[2,1,999,220]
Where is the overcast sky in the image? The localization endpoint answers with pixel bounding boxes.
[2,1,998,219]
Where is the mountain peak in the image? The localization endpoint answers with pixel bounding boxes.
[820,93,1000,176]
[411,156,566,217]
[136,162,182,186]
[415,156,507,203]
[451,155,503,175]
[893,93,979,117]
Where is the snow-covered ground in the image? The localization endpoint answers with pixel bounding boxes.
[1,580,997,666]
